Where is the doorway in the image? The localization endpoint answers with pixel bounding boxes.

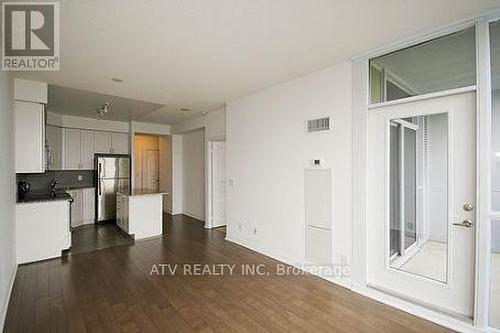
[367,92,476,318]
[134,134,173,213]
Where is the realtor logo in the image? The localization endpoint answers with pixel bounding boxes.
[2,2,60,71]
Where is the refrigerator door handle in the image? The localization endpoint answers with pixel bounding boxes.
[98,180,102,195]
[98,162,102,178]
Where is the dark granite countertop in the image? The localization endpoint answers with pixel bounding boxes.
[17,191,73,204]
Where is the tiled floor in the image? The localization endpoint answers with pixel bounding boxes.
[70,223,134,255]
[397,240,447,282]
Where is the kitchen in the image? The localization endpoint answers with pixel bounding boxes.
[15,79,171,264]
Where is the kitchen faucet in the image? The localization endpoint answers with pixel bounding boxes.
[49,179,59,197]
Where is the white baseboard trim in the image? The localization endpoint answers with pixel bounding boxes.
[182,212,205,222]
[226,233,352,290]
[204,223,227,229]
[351,285,482,333]
[225,232,484,333]
[0,263,17,330]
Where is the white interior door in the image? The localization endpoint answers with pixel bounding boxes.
[145,149,159,191]
[367,92,476,318]
[211,141,226,227]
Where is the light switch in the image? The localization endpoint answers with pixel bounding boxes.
[77,175,83,181]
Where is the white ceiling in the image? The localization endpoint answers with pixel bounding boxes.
[14,0,500,123]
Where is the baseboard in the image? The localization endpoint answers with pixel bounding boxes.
[204,223,226,229]
[225,233,351,290]
[225,232,481,333]
[351,285,482,333]
[182,212,205,222]
[0,263,17,330]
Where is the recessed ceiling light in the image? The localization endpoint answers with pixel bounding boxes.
[180,107,192,112]
[111,77,124,83]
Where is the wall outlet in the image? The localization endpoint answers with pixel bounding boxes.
[77,175,83,181]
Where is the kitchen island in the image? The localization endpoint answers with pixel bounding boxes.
[116,189,167,240]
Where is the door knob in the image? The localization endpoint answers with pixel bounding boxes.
[463,203,474,212]
[453,219,473,228]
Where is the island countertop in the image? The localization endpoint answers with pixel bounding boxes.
[118,188,168,196]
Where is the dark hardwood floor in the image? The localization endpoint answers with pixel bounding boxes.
[4,214,450,332]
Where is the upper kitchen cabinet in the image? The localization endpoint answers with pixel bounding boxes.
[15,101,45,173]
[111,133,129,154]
[46,125,63,170]
[81,130,96,169]
[14,79,48,173]
[94,131,112,154]
[95,131,129,154]
[14,79,48,104]
[64,129,96,170]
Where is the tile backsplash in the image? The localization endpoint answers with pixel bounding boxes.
[17,170,95,191]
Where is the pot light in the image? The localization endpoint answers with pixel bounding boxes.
[180,107,192,112]
[111,77,124,83]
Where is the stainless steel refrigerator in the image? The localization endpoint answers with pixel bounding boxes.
[95,154,130,223]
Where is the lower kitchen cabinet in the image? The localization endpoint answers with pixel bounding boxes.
[16,200,71,264]
[67,188,95,228]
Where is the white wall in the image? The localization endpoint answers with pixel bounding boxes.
[180,129,206,221]
[225,62,352,284]
[159,136,173,213]
[172,135,183,215]
[172,107,225,140]
[0,72,15,328]
[47,112,130,133]
[491,90,500,252]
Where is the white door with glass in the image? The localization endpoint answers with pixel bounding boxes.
[367,92,476,317]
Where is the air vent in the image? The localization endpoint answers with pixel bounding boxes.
[306,117,331,133]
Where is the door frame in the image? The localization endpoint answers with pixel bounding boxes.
[206,139,227,229]
[351,14,498,330]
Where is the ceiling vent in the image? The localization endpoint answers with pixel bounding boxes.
[306,116,331,133]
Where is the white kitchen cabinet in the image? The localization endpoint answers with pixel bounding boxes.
[116,192,129,233]
[111,132,129,154]
[46,125,63,170]
[81,130,96,169]
[14,79,48,103]
[67,188,95,227]
[67,189,83,228]
[16,200,71,264]
[64,129,96,170]
[94,131,112,153]
[15,101,45,173]
[64,128,81,170]
[82,188,95,224]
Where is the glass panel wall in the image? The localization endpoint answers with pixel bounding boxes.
[370,27,476,104]
[389,114,448,282]
[490,19,500,330]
